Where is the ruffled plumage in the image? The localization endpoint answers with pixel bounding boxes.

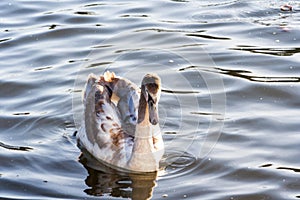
[77,71,164,172]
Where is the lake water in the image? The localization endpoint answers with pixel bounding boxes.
[1,0,300,199]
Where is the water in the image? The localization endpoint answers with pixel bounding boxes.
[1,0,300,199]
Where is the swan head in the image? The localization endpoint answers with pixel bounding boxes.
[140,74,161,125]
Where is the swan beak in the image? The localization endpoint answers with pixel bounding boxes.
[148,94,158,125]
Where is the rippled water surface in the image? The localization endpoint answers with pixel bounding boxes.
[1,0,300,199]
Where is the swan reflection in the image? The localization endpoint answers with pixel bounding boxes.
[79,149,157,200]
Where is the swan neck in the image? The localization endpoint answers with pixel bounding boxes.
[137,85,150,126]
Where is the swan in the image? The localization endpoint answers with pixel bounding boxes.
[77,71,164,172]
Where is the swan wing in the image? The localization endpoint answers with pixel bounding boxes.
[102,71,140,137]
[78,73,130,168]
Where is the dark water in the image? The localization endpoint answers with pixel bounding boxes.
[1,0,300,199]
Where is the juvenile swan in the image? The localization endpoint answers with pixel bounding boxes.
[77,71,164,172]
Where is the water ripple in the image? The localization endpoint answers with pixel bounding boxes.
[231,45,300,57]
[159,150,198,179]
[186,33,231,40]
[181,65,300,83]
[162,88,200,94]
